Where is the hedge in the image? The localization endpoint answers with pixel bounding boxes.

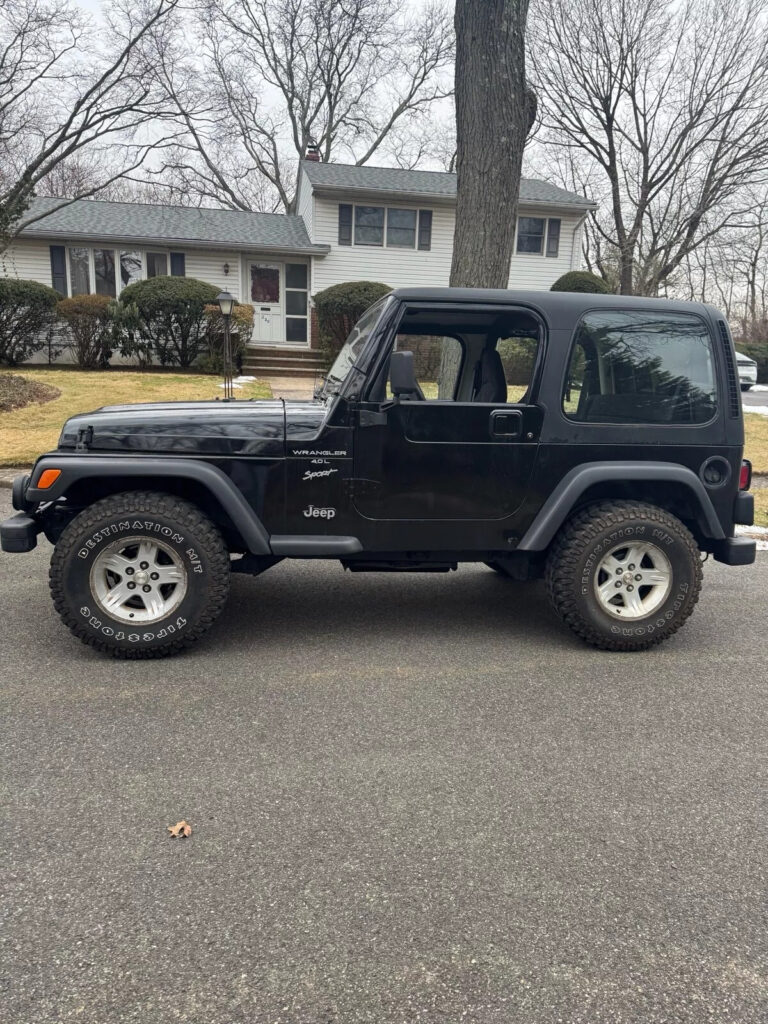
[57,294,114,369]
[313,281,392,365]
[551,270,610,294]
[0,278,61,366]
[118,277,219,367]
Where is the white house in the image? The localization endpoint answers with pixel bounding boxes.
[1,159,594,372]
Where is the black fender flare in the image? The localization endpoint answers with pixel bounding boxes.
[25,456,271,554]
[517,461,725,551]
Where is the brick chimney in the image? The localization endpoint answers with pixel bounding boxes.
[305,141,321,162]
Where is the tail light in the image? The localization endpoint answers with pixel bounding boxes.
[739,459,752,490]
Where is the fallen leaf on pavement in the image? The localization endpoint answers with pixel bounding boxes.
[167,820,192,838]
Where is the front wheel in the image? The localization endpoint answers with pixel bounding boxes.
[49,491,231,658]
[546,501,702,651]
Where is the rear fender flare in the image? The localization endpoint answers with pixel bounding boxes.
[25,456,271,554]
[517,461,725,551]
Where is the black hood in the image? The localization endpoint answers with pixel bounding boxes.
[57,399,299,457]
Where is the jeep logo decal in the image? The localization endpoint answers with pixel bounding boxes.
[303,505,336,519]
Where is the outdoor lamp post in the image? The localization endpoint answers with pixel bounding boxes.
[217,290,235,400]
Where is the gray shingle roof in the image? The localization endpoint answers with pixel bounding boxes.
[20,197,328,253]
[301,160,595,208]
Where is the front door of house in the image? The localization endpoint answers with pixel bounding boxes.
[250,262,282,344]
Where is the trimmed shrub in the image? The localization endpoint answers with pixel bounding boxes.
[313,281,392,365]
[0,278,61,366]
[496,335,539,385]
[551,270,610,294]
[199,303,254,374]
[118,277,219,368]
[57,294,114,369]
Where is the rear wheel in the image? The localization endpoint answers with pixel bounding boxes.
[546,501,702,651]
[49,491,230,658]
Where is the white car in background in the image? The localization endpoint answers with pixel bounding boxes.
[735,351,758,391]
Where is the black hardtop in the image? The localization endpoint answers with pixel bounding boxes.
[389,286,717,319]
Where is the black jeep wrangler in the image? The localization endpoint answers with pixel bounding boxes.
[1,288,756,657]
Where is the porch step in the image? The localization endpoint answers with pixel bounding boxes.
[243,363,325,379]
[243,346,327,379]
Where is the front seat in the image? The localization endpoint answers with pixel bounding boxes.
[474,345,507,403]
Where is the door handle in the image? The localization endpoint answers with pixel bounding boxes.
[489,408,523,438]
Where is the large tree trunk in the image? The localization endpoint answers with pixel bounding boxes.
[449,0,537,289]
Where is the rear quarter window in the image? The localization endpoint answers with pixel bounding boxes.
[563,310,717,425]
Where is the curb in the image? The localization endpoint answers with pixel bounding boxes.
[0,469,28,490]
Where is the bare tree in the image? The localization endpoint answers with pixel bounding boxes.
[450,0,537,288]
[148,0,454,212]
[531,0,768,295]
[0,0,180,246]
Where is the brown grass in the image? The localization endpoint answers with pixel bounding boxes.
[0,369,272,466]
[744,414,768,475]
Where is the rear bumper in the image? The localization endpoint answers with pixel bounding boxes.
[712,536,756,566]
[0,512,40,553]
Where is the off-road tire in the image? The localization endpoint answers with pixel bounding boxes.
[546,501,702,651]
[49,491,230,659]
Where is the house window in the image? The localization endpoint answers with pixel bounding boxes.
[146,252,168,277]
[68,247,91,295]
[516,217,561,257]
[120,251,142,288]
[387,208,417,248]
[94,249,116,297]
[339,204,434,250]
[354,206,385,246]
[285,263,308,343]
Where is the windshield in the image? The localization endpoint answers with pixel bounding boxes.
[321,297,389,397]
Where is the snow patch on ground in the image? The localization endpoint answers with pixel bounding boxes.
[744,405,768,416]
[736,525,768,551]
[750,384,768,392]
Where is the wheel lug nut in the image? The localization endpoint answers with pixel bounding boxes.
[635,574,642,581]
[126,567,134,575]
[150,572,159,580]
[627,585,634,592]
[628,564,635,571]
[140,561,149,570]
[615,581,622,588]
[142,584,151,593]
[615,568,622,575]
[127,581,136,590]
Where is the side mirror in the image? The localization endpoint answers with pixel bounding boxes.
[390,350,420,398]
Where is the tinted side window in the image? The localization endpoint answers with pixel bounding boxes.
[564,311,717,424]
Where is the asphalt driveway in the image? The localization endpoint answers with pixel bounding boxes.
[1,491,766,1024]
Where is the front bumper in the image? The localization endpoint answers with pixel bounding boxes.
[1,512,41,553]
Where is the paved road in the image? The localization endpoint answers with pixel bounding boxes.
[1,492,767,1024]
[742,388,768,410]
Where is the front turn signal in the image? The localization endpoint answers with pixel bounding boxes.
[36,468,61,489]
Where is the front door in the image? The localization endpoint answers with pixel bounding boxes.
[249,262,282,344]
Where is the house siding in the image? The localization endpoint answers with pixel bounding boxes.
[0,240,56,288]
[310,196,584,294]
[311,196,454,293]
[183,249,240,296]
[295,169,314,240]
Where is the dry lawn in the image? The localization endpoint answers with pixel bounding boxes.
[0,369,272,466]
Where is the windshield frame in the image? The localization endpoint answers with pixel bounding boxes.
[318,295,395,401]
